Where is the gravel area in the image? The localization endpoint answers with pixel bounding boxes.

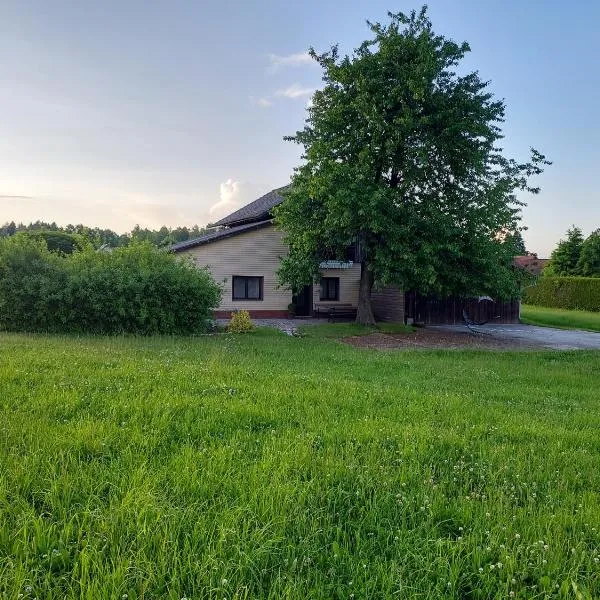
[343,328,539,350]
[344,324,600,351]
[216,318,323,336]
[433,324,600,350]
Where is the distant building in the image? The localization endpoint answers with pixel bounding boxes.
[513,255,550,276]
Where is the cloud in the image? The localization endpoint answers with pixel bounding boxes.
[275,83,315,100]
[267,52,313,72]
[0,195,34,200]
[249,95,274,108]
[209,179,267,222]
[258,97,273,108]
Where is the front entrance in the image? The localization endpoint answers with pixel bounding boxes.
[293,285,313,317]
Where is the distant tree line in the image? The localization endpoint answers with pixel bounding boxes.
[0,220,207,252]
[545,226,600,277]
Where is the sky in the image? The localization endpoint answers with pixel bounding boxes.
[1,0,599,256]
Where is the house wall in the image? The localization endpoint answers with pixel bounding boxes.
[312,264,362,308]
[178,224,291,318]
[372,285,405,322]
[179,224,378,318]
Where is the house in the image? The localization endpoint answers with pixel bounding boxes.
[171,187,404,320]
[172,186,518,324]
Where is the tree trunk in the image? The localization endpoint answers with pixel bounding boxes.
[356,260,376,325]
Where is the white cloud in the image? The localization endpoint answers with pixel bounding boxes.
[209,179,267,221]
[275,83,315,100]
[249,95,274,108]
[267,52,314,72]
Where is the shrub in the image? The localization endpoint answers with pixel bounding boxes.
[0,236,68,331]
[228,310,254,333]
[523,276,600,312]
[0,238,222,334]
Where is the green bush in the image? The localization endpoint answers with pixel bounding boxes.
[0,237,222,333]
[523,276,600,312]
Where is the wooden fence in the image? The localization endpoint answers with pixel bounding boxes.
[404,292,520,325]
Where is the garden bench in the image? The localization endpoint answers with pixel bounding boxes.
[315,303,358,321]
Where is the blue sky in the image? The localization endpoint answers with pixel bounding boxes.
[1,0,598,255]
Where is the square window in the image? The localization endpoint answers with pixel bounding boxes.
[320,277,339,301]
[232,276,263,301]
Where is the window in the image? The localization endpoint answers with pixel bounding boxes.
[232,276,263,300]
[320,277,339,301]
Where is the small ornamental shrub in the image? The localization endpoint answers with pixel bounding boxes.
[227,310,254,333]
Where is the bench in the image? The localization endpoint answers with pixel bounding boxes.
[314,303,358,322]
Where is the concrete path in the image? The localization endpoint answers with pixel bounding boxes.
[433,324,600,350]
[217,318,323,336]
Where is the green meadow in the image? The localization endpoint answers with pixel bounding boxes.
[521,305,600,332]
[1,329,599,599]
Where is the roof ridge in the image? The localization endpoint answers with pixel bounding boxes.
[212,185,289,227]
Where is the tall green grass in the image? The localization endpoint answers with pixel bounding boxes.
[1,330,599,598]
[521,304,600,332]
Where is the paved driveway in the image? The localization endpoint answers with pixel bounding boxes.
[433,324,600,350]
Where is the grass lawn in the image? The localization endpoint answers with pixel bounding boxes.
[521,305,600,332]
[1,329,599,599]
[297,322,414,338]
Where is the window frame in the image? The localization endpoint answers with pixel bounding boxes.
[319,277,340,301]
[232,276,264,301]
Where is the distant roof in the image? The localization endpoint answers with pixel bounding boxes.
[170,220,272,253]
[513,255,550,276]
[212,186,288,227]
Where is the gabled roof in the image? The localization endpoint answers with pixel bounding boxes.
[212,186,288,227]
[171,220,272,253]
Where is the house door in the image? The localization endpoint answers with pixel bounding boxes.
[293,285,313,316]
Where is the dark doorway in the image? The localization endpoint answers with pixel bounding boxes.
[293,285,313,317]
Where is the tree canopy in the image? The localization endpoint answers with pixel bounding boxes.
[577,230,600,277]
[275,7,549,324]
[546,226,585,276]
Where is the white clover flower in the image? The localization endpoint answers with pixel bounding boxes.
[479,567,484,573]
[515,533,521,539]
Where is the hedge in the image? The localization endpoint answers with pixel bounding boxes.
[0,237,222,334]
[523,276,600,312]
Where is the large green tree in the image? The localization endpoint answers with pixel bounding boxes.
[576,229,600,277]
[275,7,549,324]
[546,226,584,276]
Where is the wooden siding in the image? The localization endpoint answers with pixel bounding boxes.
[404,292,520,325]
[372,285,405,322]
[312,264,362,309]
[179,224,291,312]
